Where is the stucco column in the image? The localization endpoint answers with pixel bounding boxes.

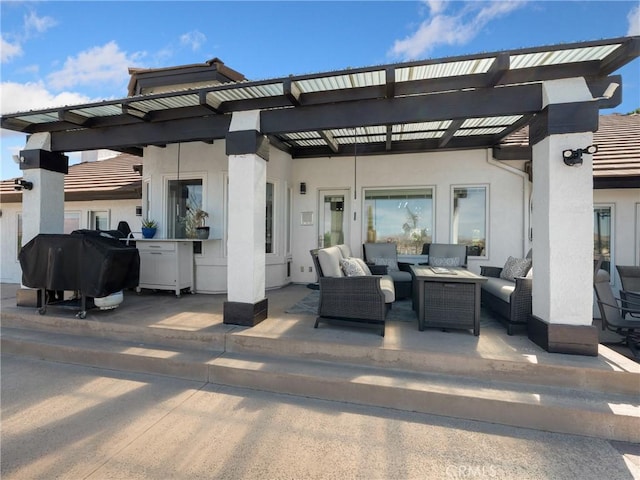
[223,110,270,326]
[15,132,69,307]
[528,78,599,356]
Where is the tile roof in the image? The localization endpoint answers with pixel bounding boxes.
[1,153,142,203]
[502,113,640,180]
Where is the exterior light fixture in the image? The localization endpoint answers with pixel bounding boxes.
[13,179,33,191]
[562,145,598,167]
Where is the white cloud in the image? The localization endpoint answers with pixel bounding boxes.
[391,1,527,60]
[1,37,23,63]
[46,41,143,90]
[0,81,91,115]
[24,10,57,36]
[180,30,206,51]
[628,4,640,36]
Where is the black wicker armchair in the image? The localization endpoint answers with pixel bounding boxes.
[310,247,395,336]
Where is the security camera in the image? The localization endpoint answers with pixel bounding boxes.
[13,179,33,191]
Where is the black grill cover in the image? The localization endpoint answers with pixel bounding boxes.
[19,231,140,298]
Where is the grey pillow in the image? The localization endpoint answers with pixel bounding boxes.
[430,257,461,267]
[340,257,367,277]
[500,256,532,281]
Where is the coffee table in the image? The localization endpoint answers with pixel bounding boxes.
[410,266,487,336]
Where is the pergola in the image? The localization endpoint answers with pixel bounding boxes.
[3,36,639,355]
[2,37,637,159]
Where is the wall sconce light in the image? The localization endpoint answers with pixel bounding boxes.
[300,182,307,195]
[13,179,33,191]
[562,145,598,167]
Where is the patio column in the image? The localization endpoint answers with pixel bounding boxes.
[528,78,599,356]
[223,110,270,326]
[15,132,69,307]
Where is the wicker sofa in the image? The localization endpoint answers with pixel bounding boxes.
[480,252,533,335]
[310,245,395,336]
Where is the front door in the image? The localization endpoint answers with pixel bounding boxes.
[318,190,350,248]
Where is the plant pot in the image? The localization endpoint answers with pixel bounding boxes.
[141,227,157,239]
[196,226,210,240]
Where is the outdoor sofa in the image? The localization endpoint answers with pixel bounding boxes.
[480,251,533,335]
[310,244,395,336]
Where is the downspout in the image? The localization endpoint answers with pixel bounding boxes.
[485,149,531,257]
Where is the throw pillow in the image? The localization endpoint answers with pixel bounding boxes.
[430,257,461,268]
[353,257,372,276]
[372,257,399,272]
[500,256,532,281]
[341,257,367,277]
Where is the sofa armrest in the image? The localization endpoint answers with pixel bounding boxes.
[318,276,388,320]
[367,264,388,275]
[398,262,413,272]
[480,266,503,278]
[509,276,533,324]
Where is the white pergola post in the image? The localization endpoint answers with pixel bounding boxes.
[528,78,600,355]
[15,132,68,307]
[223,110,269,326]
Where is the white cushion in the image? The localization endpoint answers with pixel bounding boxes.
[379,275,396,303]
[353,257,372,276]
[482,277,515,303]
[430,257,461,267]
[318,246,344,277]
[336,244,352,258]
[500,256,532,281]
[341,257,367,277]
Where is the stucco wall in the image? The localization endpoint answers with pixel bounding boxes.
[290,148,531,284]
[142,141,293,294]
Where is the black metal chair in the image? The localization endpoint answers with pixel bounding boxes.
[594,269,640,358]
[616,265,640,319]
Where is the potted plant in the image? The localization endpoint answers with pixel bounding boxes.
[194,209,210,239]
[141,218,158,239]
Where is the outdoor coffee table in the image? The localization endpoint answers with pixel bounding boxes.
[410,266,488,336]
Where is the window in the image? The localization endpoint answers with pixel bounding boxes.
[16,213,22,259]
[167,178,203,239]
[266,182,274,254]
[64,211,81,234]
[451,186,487,257]
[364,188,433,254]
[89,210,110,230]
[594,205,614,275]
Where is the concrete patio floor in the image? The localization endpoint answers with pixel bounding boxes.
[1,282,637,374]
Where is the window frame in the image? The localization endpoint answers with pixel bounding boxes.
[450,184,489,259]
[362,186,435,255]
[163,173,207,239]
[594,203,615,280]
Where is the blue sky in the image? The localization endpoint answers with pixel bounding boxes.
[1,0,639,180]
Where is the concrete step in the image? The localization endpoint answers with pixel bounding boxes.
[2,326,638,442]
[3,308,638,397]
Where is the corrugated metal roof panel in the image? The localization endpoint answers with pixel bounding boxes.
[393,131,443,141]
[393,121,451,132]
[396,58,493,81]
[71,105,124,117]
[511,44,620,69]
[455,127,505,136]
[296,71,385,93]
[462,116,522,128]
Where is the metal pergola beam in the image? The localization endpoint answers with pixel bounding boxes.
[261,83,543,134]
